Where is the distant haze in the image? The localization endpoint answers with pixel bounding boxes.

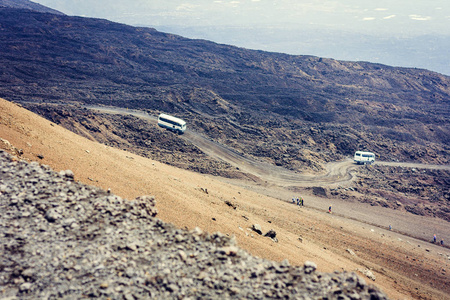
[31,0,450,75]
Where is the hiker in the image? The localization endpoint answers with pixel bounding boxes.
[433,234,437,243]
[292,197,296,204]
[296,198,300,206]
[300,197,304,206]
[389,225,392,231]
[441,239,444,246]
[328,205,332,213]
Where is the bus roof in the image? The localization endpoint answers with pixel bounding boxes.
[355,151,375,155]
[158,113,186,126]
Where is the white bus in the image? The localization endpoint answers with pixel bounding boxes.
[157,113,186,134]
[354,151,375,165]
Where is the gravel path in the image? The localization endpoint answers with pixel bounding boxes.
[0,150,387,299]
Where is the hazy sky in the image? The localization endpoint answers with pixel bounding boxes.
[32,0,449,36]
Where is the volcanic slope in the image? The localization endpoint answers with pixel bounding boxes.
[2,99,450,299]
[25,102,450,225]
[0,6,449,174]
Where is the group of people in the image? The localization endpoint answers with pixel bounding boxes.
[289,197,445,247]
[290,200,446,248]
[292,196,304,206]
[433,234,444,246]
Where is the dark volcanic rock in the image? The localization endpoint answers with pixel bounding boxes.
[332,165,450,221]
[0,7,448,173]
[0,150,388,299]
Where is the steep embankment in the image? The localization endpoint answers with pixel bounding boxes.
[1,150,390,299]
[2,98,450,299]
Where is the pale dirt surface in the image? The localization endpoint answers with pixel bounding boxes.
[1,98,450,300]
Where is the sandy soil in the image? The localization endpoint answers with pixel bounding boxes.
[1,98,449,300]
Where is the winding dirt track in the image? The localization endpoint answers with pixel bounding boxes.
[86,106,450,245]
[86,105,450,188]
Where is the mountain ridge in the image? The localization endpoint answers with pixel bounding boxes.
[0,5,449,220]
[1,4,450,298]
[0,7,448,171]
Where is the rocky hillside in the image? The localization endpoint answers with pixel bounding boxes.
[20,102,450,223]
[0,150,388,299]
[0,7,449,173]
[333,164,450,222]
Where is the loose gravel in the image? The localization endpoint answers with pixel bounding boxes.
[0,150,388,299]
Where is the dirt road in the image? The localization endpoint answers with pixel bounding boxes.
[84,105,450,244]
[86,105,450,188]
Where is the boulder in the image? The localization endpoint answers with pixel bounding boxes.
[264,229,277,239]
[252,224,262,235]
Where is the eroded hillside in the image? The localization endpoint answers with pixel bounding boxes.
[23,102,450,223]
[1,98,450,300]
[0,7,449,172]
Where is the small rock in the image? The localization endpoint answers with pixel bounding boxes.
[229,286,240,295]
[100,282,109,289]
[45,209,61,222]
[21,268,34,279]
[358,268,376,281]
[178,250,187,261]
[304,261,317,274]
[191,227,203,236]
[252,224,262,235]
[225,200,237,209]
[280,259,290,268]
[166,284,178,292]
[347,248,356,256]
[216,246,239,256]
[63,170,74,179]
[19,282,33,292]
[197,271,208,280]
[264,229,277,239]
[126,243,137,251]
